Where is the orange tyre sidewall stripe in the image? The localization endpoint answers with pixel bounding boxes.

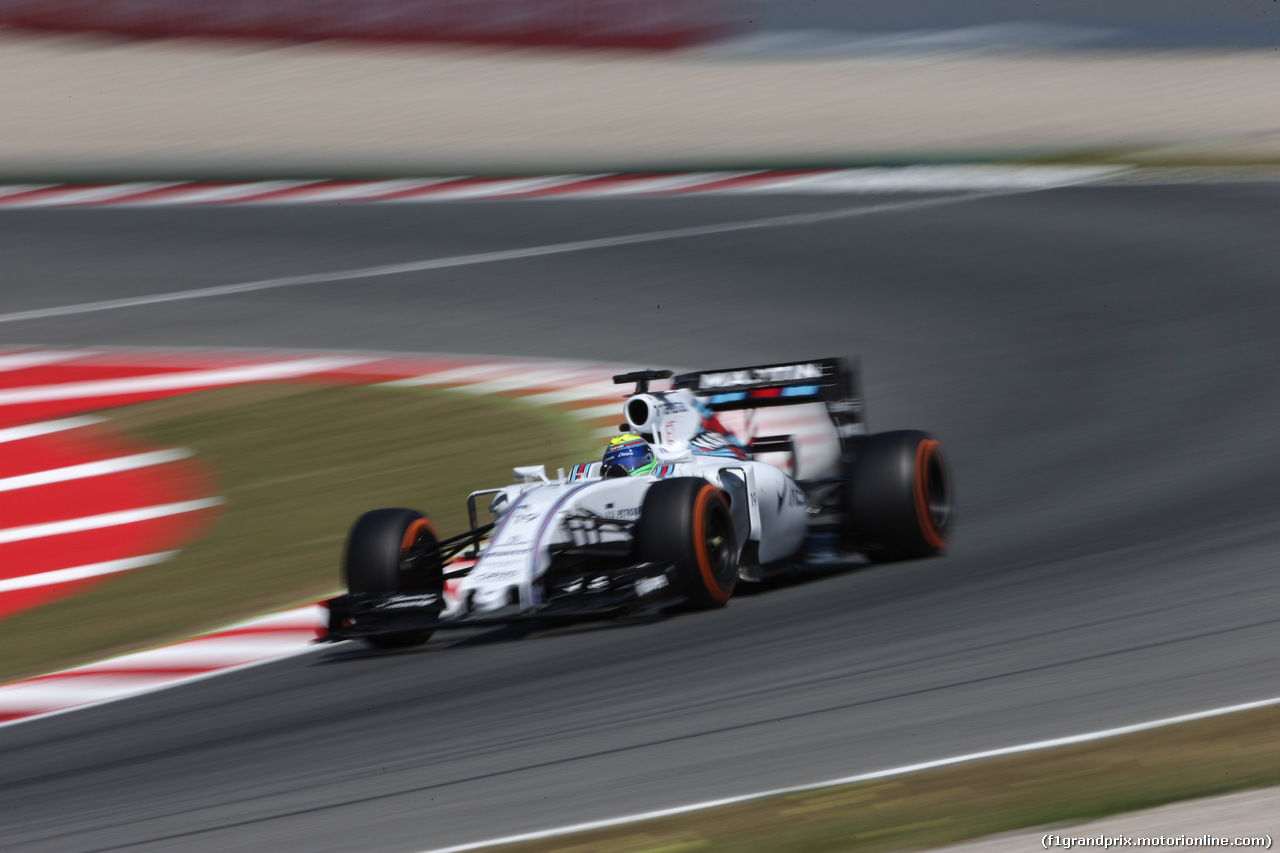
[692,486,731,603]
[913,440,947,549]
[400,517,437,554]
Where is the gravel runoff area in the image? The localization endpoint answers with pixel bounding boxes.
[938,788,1279,852]
[1,29,1279,177]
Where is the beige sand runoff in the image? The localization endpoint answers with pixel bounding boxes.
[2,29,1279,178]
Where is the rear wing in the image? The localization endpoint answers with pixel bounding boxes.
[673,356,863,423]
[671,357,866,476]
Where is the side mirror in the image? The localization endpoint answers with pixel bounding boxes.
[513,465,549,484]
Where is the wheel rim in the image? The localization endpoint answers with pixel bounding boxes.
[913,440,950,547]
[389,517,438,644]
[398,518,438,574]
[697,494,737,595]
[925,453,949,530]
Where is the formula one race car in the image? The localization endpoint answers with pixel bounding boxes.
[319,357,952,647]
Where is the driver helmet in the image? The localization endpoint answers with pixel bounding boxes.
[601,433,656,477]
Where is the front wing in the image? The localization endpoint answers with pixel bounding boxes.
[318,559,683,642]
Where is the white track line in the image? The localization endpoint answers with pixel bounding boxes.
[0,498,222,545]
[415,695,1280,853]
[0,350,96,372]
[68,634,321,666]
[722,165,1125,194]
[0,449,192,492]
[231,606,325,629]
[0,677,185,707]
[0,416,104,444]
[0,552,176,593]
[0,189,1074,327]
[0,356,372,405]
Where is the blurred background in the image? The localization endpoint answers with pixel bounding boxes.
[4,0,1279,49]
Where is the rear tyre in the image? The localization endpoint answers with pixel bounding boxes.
[344,508,442,648]
[636,478,738,609]
[845,430,952,562]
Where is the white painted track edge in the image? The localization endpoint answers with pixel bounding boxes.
[414,695,1280,853]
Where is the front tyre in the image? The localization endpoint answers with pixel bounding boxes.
[636,478,738,609]
[344,508,442,648]
[845,430,952,561]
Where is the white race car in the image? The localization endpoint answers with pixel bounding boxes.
[320,358,952,648]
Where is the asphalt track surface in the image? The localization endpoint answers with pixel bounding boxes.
[2,182,1280,851]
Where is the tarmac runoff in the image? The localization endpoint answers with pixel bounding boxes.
[0,31,1279,177]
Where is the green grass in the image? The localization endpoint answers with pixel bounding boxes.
[0,383,599,684]
[478,702,1280,852]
